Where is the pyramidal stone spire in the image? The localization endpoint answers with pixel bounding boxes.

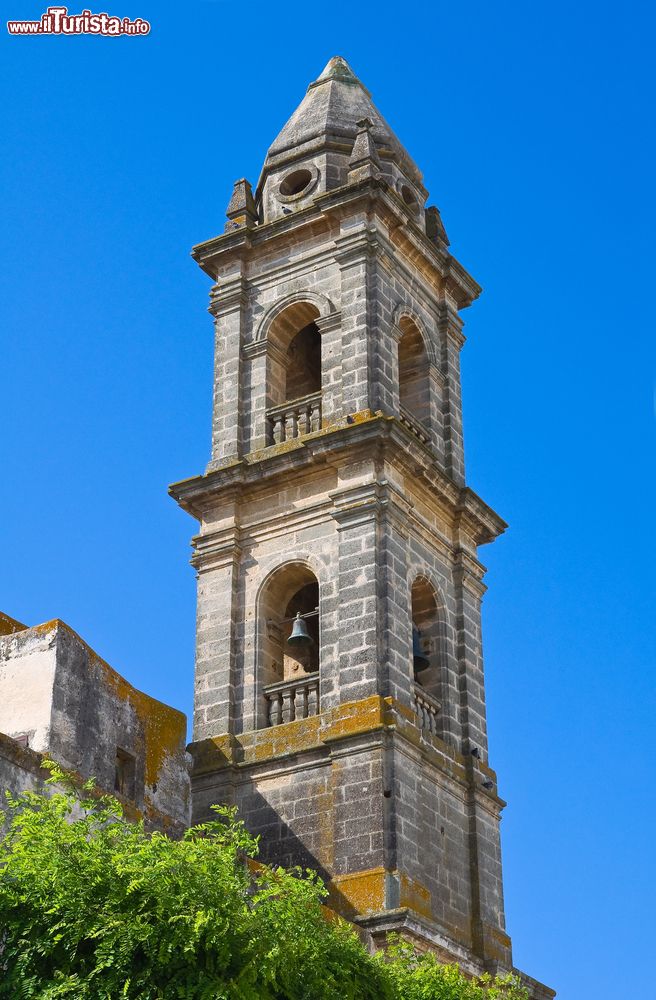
[254,55,427,226]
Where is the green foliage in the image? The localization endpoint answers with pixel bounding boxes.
[0,763,528,1000]
[377,939,529,1000]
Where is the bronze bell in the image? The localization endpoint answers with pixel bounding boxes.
[287,612,312,646]
[412,625,429,671]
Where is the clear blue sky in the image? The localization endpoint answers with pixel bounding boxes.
[2,2,654,997]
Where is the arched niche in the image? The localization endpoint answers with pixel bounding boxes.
[285,322,321,401]
[411,575,445,703]
[259,563,320,689]
[266,301,322,409]
[398,316,431,430]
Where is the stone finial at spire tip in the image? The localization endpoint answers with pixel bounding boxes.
[316,55,360,85]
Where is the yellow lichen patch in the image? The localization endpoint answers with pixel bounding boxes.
[330,869,433,924]
[383,696,415,725]
[139,700,186,788]
[320,695,390,742]
[346,408,377,425]
[245,714,322,763]
[485,924,512,955]
[399,873,433,920]
[208,734,239,762]
[0,612,28,636]
[329,867,387,917]
[32,619,59,639]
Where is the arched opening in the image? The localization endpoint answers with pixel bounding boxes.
[285,322,321,401]
[258,563,320,726]
[266,301,323,444]
[410,577,445,726]
[398,317,431,432]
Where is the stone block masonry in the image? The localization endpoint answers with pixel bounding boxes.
[171,55,554,1000]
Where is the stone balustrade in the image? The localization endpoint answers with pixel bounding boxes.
[399,405,430,445]
[267,392,322,446]
[414,685,441,736]
[264,673,320,727]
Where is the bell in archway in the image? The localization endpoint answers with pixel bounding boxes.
[287,612,313,646]
[412,625,430,672]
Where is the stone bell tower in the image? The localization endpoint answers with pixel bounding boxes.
[171,57,552,998]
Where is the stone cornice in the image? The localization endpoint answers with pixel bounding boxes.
[241,339,287,368]
[191,529,242,573]
[314,311,342,334]
[169,414,506,545]
[188,694,504,812]
[455,488,507,546]
[328,481,382,528]
[191,179,481,311]
[437,301,466,348]
[209,275,250,317]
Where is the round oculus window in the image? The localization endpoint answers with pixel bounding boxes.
[279,168,314,199]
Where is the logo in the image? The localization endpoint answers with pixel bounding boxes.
[7,6,151,35]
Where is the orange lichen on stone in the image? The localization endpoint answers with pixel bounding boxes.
[0,612,28,636]
[320,695,390,742]
[330,867,387,916]
[399,873,433,920]
[246,715,322,763]
[329,869,433,924]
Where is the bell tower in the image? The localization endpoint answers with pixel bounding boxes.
[171,57,552,998]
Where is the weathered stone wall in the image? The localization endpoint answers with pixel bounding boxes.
[189,695,508,964]
[0,618,190,834]
[0,623,57,753]
[0,730,49,804]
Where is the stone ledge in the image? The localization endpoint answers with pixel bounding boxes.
[189,695,483,792]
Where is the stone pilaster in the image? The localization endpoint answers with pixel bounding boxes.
[242,339,287,453]
[465,772,512,969]
[453,549,488,757]
[209,275,249,466]
[329,480,382,704]
[315,311,342,425]
[439,303,466,485]
[335,226,376,416]
[191,494,241,740]
[376,482,415,707]
[427,360,447,468]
